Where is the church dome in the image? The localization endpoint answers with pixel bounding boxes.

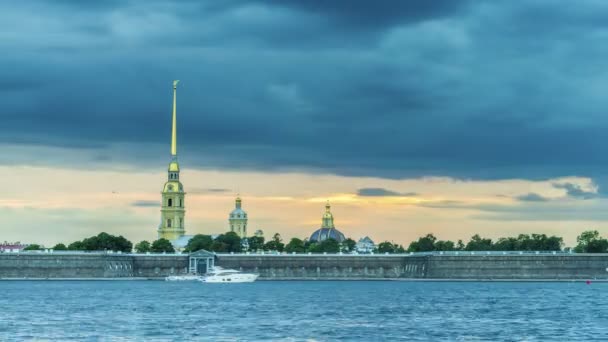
[229,197,247,219]
[309,227,346,243]
[308,201,346,243]
[230,208,247,218]
[163,181,183,193]
[168,161,180,172]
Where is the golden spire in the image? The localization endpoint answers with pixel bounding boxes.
[322,200,334,228]
[236,195,242,209]
[171,80,179,157]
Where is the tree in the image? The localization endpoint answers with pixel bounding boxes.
[285,238,306,253]
[24,244,42,251]
[407,234,437,252]
[434,240,455,251]
[341,238,356,253]
[67,241,84,250]
[494,237,518,251]
[456,240,465,250]
[309,239,340,253]
[134,240,151,253]
[542,235,563,251]
[586,239,608,253]
[465,234,493,251]
[52,243,67,251]
[71,232,133,252]
[321,239,340,253]
[211,240,228,253]
[213,232,242,253]
[493,234,563,251]
[248,236,265,251]
[377,241,398,253]
[575,230,608,253]
[264,233,285,252]
[151,238,175,253]
[184,234,213,252]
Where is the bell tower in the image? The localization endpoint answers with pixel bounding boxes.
[158,80,186,240]
[229,196,248,238]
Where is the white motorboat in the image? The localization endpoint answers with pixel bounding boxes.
[200,267,258,283]
[165,274,202,281]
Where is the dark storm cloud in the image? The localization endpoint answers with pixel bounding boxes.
[357,188,417,197]
[515,193,550,202]
[552,183,598,200]
[188,188,232,194]
[254,0,469,29]
[131,200,161,207]
[2,0,608,187]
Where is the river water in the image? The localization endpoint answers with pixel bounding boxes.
[0,281,606,341]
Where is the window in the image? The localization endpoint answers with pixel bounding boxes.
[167,219,172,227]
[180,218,183,227]
[179,199,182,207]
[168,198,173,207]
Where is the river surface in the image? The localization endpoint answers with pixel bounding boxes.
[0,281,606,341]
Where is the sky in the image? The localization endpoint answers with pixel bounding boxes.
[1,0,608,247]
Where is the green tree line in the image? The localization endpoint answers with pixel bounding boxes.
[25,230,608,254]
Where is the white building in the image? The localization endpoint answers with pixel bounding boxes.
[355,236,375,253]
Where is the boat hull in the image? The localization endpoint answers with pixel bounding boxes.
[200,273,259,283]
[165,275,202,281]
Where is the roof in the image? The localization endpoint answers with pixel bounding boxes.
[358,236,374,244]
[163,181,184,193]
[309,227,346,243]
[189,249,215,258]
[230,208,247,217]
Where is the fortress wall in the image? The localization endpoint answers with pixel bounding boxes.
[425,254,608,280]
[2,253,608,280]
[216,254,427,279]
[0,253,134,278]
[132,254,189,277]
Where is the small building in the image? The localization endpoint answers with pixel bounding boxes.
[355,236,375,254]
[309,201,346,243]
[0,242,27,253]
[188,250,216,274]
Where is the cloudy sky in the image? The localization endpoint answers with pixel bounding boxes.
[2,0,607,247]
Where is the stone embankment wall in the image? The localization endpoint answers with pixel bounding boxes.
[216,254,608,280]
[0,253,135,278]
[2,252,608,280]
[216,254,427,279]
[132,254,188,277]
[425,254,608,280]
[0,253,188,279]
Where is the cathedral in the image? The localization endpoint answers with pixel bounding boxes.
[158,80,187,242]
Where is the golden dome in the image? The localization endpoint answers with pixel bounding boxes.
[163,181,183,193]
[168,161,180,172]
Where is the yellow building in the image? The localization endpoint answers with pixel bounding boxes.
[157,80,186,241]
[229,196,248,238]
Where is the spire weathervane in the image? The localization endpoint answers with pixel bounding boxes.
[171,80,180,157]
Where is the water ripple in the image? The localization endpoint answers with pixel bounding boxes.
[0,281,606,341]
